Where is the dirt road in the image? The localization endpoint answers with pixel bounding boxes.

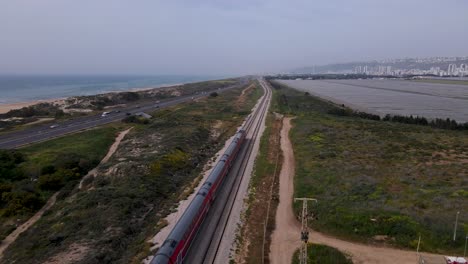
[79,127,132,189]
[270,117,301,264]
[269,117,443,264]
[0,193,59,259]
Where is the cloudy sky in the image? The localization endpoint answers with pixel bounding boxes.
[1,0,467,75]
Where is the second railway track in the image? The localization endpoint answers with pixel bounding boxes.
[185,78,272,263]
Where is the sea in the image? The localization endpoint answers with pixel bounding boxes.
[0,75,223,104]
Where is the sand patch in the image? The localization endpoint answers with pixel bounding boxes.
[44,242,90,264]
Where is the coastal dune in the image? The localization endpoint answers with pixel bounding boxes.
[0,101,48,114]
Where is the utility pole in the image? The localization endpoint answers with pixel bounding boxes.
[454,211,460,241]
[294,198,318,264]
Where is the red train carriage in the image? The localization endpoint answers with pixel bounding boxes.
[151,129,246,264]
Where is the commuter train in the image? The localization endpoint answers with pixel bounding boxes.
[151,129,247,264]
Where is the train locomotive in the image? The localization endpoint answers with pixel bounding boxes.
[151,129,247,264]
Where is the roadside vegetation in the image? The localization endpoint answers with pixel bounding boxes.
[327,105,468,130]
[0,126,120,241]
[0,79,239,132]
[292,244,353,264]
[0,103,69,132]
[0,80,261,264]
[269,80,467,255]
[235,109,283,264]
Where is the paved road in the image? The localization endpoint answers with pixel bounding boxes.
[0,81,247,149]
[184,78,272,263]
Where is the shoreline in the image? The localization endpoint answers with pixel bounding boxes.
[0,99,61,114]
[0,82,186,114]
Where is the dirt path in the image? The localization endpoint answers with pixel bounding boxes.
[269,117,443,264]
[78,127,133,189]
[0,192,59,258]
[0,127,134,260]
[270,117,301,264]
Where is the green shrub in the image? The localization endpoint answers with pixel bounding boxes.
[150,149,191,176]
[293,244,352,264]
[40,165,56,175]
[38,169,79,191]
[1,190,43,216]
[0,150,26,181]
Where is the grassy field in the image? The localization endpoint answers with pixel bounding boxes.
[269,81,468,255]
[20,125,123,176]
[1,81,262,264]
[412,79,468,86]
[292,244,353,264]
[0,125,121,241]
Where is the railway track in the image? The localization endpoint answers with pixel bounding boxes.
[184,78,272,263]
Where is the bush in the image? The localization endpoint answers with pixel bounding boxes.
[382,114,466,130]
[293,244,352,264]
[54,110,65,118]
[0,103,65,119]
[150,149,191,176]
[54,153,81,170]
[209,92,219,97]
[38,174,64,191]
[0,150,25,181]
[119,92,140,101]
[122,115,150,124]
[1,190,43,216]
[38,169,79,191]
[41,165,56,175]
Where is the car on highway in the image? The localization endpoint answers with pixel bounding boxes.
[101,111,110,117]
[49,124,59,129]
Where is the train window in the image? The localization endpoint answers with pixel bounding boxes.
[171,241,177,248]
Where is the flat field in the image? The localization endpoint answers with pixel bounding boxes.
[280,79,468,123]
[412,79,468,86]
[270,81,467,254]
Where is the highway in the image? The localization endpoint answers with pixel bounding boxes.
[0,81,247,149]
[183,78,272,263]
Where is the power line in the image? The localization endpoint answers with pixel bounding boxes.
[294,198,318,264]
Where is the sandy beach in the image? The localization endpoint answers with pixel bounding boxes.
[0,82,187,115]
[0,100,59,114]
[0,79,192,114]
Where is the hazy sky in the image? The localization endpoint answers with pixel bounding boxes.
[1,0,468,75]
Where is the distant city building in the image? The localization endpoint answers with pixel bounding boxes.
[448,64,457,75]
[460,63,467,73]
[306,57,468,76]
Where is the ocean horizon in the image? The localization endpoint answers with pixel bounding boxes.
[0,74,226,104]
